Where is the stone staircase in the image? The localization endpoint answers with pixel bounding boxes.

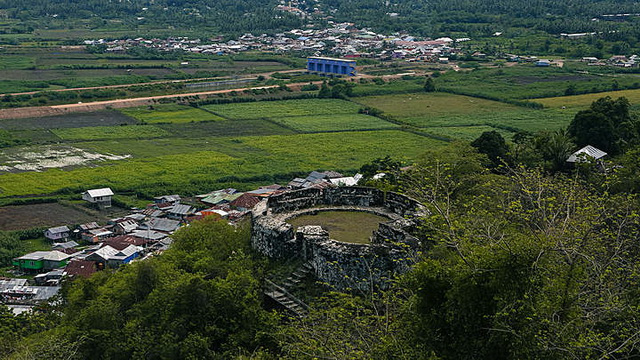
[282,261,314,289]
[264,262,314,317]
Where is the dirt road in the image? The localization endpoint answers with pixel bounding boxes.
[0,84,289,120]
[0,71,425,120]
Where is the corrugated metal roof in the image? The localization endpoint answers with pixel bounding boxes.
[16,251,50,261]
[145,218,181,232]
[86,188,114,197]
[169,204,193,215]
[567,145,608,162]
[200,192,243,205]
[47,226,70,234]
[43,251,73,262]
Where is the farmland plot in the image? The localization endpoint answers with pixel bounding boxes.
[202,99,362,119]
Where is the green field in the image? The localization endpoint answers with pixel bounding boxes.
[288,211,388,244]
[434,65,640,101]
[120,104,226,124]
[52,125,169,140]
[202,99,362,119]
[425,125,514,141]
[0,130,443,197]
[270,114,398,132]
[355,93,571,133]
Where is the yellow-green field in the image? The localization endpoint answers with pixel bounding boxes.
[355,93,571,133]
[537,89,640,112]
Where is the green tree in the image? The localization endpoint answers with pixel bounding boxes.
[317,81,331,98]
[567,96,639,155]
[403,165,640,359]
[424,77,436,92]
[471,130,511,168]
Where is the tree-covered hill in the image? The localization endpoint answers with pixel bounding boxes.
[3,0,640,37]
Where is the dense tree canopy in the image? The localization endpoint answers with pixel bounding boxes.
[568,96,639,155]
[5,218,278,360]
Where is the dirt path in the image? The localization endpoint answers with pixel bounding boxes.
[1,69,304,97]
[0,72,414,121]
[0,85,286,120]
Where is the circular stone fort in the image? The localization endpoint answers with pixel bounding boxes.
[251,186,427,290]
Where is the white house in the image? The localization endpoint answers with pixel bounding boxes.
[567,145,607,163]
[82,188,114,208]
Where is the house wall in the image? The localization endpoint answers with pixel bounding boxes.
[15,259,44,271]
[43,259,68,270]
[45,231,68,241]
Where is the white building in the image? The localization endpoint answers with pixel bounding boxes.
[82,188,114,208]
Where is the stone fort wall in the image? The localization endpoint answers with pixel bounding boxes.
[251,187,426,290]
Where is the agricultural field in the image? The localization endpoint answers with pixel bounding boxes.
[435,65,640,101]
[536,88,640,112]
[202,99,362,119]
[0,203,98,231]
[270,114,398,132]
[120,104,225,124]
[0,110,138,130]
[158,119,295,138]
[52,125,169,140]
[0,130,443,198]
[425,125,514,141]
[0,46,297,94]
[355,92,571,134]
[351,78,425,97]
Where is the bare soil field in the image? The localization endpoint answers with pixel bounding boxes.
[0,203,97,231]
[0,110,138,130]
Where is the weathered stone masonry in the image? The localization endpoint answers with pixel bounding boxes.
[251,186,426,290]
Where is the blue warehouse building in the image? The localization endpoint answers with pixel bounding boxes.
[307,57,357,77]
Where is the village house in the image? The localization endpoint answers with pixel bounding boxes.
[153,195,181,204]
[112,218,139,235]
[13,251,73,272]
[82,187,114,208]
[44,226,70,242]
[81,228,114,243]
[52,240,79,254]
[73,222,100,239]
[86,244,142,269]
[64,259,97,279]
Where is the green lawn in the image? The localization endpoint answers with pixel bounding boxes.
[202,99,362,119]
[270,114,398,132]
[288,211,388,244]
[119,104,225,124]
[52,125,169,140]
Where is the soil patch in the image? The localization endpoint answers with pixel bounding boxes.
[0,203,97,231]
[0,110,138,130]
